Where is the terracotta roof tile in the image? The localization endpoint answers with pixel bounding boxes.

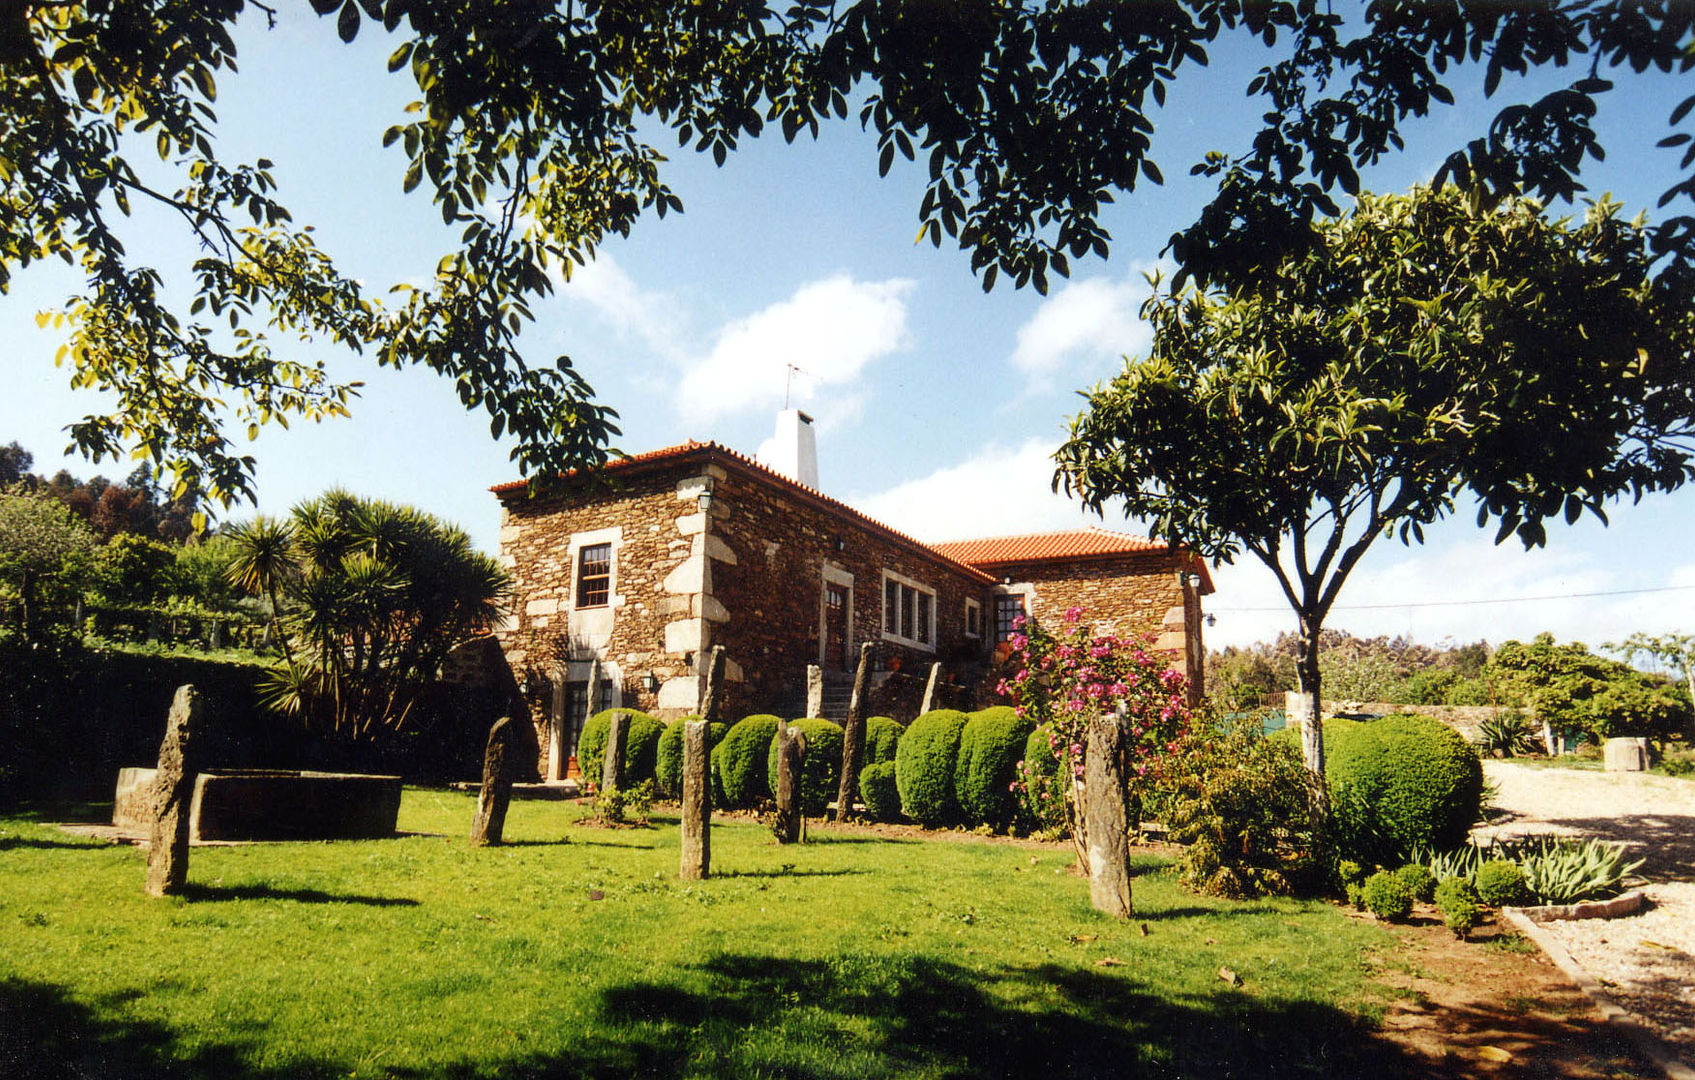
[931,528,1215,593]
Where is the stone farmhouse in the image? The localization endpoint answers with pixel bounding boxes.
[490,411,1213,774]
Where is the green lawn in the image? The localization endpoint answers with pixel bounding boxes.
[2,790,1417,1079]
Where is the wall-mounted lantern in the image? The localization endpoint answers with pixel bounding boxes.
[640,673,661,694]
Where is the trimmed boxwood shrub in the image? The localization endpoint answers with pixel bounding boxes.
[895,709,970,826]
[576,709,665,789]
[1024,724,1062,778]
[1362,869,1414,921]
[954,706,1036,829]
[859,761,901,822]
[864,716,904,765]
[654,716,726,798]
[1395,862,1437,903]
[765,717,845,815]
[1476,859,1530,907]
[712,714,781,808]
[1322,715,1485,865]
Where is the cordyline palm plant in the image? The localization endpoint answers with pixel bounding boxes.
[237,491,511,738]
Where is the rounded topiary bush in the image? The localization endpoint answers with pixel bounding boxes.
[765,717,845,815]
[1323,715,1485,865]
[654,716,726,798]
[1362,869,1414,921]
[894,709,970,827]
[1395,862,1437,903]
[576,709,666,789]
[1435,877,1484,938]
[859,761,901,822]
[1024,724,1062,778]
[864,716,904,766]
[1476,859,1530,907]
[954,706,1036,829]
[712,714,781,808]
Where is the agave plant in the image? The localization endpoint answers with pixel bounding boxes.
[1508,837,1645,904]
[1421,843,1486,885]
[1474,711,1542,758]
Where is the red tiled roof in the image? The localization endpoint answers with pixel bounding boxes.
[931,528,1215,594]
[491,442,997,584]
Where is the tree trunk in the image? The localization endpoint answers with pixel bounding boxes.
[1068,773,1089,874]
[1296,627,1330,821]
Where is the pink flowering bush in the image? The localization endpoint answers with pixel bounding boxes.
[1001,606,1192,836]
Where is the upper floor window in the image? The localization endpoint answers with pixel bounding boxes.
[576,543,612,608]
[882,571,936,650]
[995,594,1026,642]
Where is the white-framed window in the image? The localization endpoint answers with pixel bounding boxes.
[567,526,622,612]
[964,598,982,639]
[881,570,936,650]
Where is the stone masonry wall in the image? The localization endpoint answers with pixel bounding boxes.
[709,464,992,719]
[992,552,1205,695]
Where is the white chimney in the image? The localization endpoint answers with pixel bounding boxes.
[760,409,819,489]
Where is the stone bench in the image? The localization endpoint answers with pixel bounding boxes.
[114,768,403,841]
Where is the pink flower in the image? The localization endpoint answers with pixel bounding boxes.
[1064,606,1083,623]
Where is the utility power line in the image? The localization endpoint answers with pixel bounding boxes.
[1212,582,1695,614]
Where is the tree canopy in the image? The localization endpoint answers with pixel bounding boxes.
[1055,184,1695,778]
[6,1,1695,509]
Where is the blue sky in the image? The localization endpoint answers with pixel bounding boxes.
[5,6,1694,656]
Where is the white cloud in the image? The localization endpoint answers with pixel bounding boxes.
[676,275,913,421]
[1008,269,1156,390]
[853,438,1108,543]
[559,253,687,360]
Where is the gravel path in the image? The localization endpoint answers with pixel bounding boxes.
[1477,762,1695,1062]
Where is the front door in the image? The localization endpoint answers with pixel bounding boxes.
[824,583,850,671]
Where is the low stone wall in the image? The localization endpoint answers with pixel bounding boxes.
[113,768,402,841]
[1282,693,1513,741]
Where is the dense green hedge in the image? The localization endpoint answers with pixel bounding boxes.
[1322,715,1484,864]
[954,706,1035,829]
[712,714,781,807]
[895,709,970,826]
[859,761,901,822]
[864,716,904,765]
[1024,724,1061,777]
[654,716,726,798]
[577,709,665,789]
[765,718,845,815]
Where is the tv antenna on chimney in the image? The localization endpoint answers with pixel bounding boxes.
[784,363,812,409]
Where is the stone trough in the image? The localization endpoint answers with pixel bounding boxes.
[114,768,403,842]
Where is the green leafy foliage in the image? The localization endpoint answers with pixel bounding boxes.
[864,716,903,766]
[858,761,901,823]
[576,710,666,791]
[712,714,780,808]
[1490,634,1691,743]
[953,707,1035,830]
[0,490,97,642]
[1395,863,1437,904]
[765,718,845,816]
[1475,860,1530,907]
[1012,725,1069,837]
[1163,714,1323,899]
[595,779,653,826]
[1059,187,1695,770]
[1512,838,1645,905]
[1474,712,1543,758]
[1321,716,1484,866]
[894,709,969,827]
[1361,871,1414,922]
[654,716,723,799]
[1435,878,1485,939]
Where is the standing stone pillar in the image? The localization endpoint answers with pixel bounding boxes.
[145,685,205,898]
[805,664,824,719]
[585,659,603,729]
[919,662,942,715]
[1085,710,1134,918]
[700,646,727,724]
[834,642,874,822]
[470,717,517,846]
[547,672,569,782]
[601,710,629,794]
[773,725,808,844]
[680,720,712,879]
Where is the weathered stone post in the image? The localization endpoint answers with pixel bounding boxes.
[680,720,712,879]
[919,662,942,714]
[1085,710,1134,918]
[773,725,808,844]
[700,645,727,724]
[547,673,569,782]
[835,642,874,822]
[805,664,824,719]
[145,685,205,897]
[585,658,603,729]
[470,717,517,846]
[601,710,629,794]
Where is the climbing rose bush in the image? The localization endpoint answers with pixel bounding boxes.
[1001,606,1192,831]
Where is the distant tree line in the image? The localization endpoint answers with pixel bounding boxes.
[0,441,200,544]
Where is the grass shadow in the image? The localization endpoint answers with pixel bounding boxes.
[715,867,870,879]
[0,834,116,852]
[179,883,420,907]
